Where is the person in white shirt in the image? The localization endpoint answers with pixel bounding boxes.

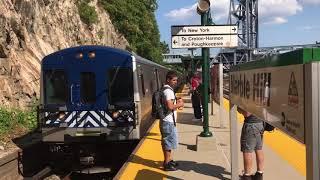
[160,71,184,171]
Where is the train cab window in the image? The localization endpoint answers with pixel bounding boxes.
[80,72,96,104]
[44,70,68,104]
[108,68,133,105]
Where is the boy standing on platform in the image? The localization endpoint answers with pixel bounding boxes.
[160,71,184,171]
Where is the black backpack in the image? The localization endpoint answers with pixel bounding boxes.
[263,122,275,132]
[151,86,172,120]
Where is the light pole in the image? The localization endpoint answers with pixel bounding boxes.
[188,48,196,74]
[197,0,212,137]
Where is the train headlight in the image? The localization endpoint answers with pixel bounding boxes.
[76,52,83,59]
[112,111,120,118]
[58,111,66,120]
[88,51,96,59]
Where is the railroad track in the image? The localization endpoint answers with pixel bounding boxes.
[0,136,137,180]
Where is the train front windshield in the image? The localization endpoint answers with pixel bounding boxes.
[44,70,68,104]
[108,67,133,107]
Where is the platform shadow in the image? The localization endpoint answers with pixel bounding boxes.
[175,160,231,180]
[178,142,197,151]
[130,154,163,169]
[130,154,183,180]
[146,132,161,137]
[177,111,203,126]
[135,169,183,180]
[145,137,161,142]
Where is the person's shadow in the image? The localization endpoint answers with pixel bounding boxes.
[175,160,231,180]
[129,155,230,180]
[135,169,183,180]
[129,155,183,180]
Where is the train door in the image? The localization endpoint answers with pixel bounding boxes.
[67,64,81,131]
[68,60,104,134]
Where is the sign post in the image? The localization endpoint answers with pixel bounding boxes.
[199,7,212,137]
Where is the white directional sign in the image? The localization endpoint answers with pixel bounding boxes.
[171,24,238,49]
[171,25,237,35]
[171,34,238,48]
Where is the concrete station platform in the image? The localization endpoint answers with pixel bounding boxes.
[115,85,306,180]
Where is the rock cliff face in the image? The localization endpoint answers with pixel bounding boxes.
[0,0,129,108]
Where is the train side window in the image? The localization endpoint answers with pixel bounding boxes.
[108,68,133,104]
[44,70,68,104]
[140,74,145,97]
[80,72,96,104]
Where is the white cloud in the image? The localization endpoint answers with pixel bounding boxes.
[164,0,230,23]
[164,0,304,25]
[264,17,288,25]
[210,0,230,21]
[259,0,303,25]
[299,0,320,5]
[164,4,197,22]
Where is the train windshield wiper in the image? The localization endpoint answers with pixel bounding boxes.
[109,66,121,89]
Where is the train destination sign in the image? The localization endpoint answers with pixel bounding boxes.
[230,64,305,143]
[171,25,238,36]
[171,34,238,48]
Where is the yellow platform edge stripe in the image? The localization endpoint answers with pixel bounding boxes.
[115,120,167,179]
[115,88,188,179]
[222,98,306,176]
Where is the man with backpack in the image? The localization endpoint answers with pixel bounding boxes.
[238,108,265,180]
[158,71,184,171]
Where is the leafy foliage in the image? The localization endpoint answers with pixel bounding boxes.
[0,104,38,136]
[77,0,98,25]
[98,0,165,63]
[160,41,170,54]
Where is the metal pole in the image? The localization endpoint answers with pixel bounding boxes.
[219,63,225,128]
[200,12,212,137]
[191,49,195,74]
[305,63,320,180]
[230,47,239,180]
[230,102,239,180]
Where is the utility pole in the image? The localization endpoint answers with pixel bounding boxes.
[197,0,212,137]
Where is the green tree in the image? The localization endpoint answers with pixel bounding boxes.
[160,41,170,54]
[98,0,163,62]
[77,0,98,25]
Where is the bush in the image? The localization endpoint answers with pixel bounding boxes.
[0,106,38,136]
[77,0,98,25]
[0,108,15,134]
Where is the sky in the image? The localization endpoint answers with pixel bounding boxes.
[155,0,320,55]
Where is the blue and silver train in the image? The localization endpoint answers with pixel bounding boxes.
[38,46,168,170]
